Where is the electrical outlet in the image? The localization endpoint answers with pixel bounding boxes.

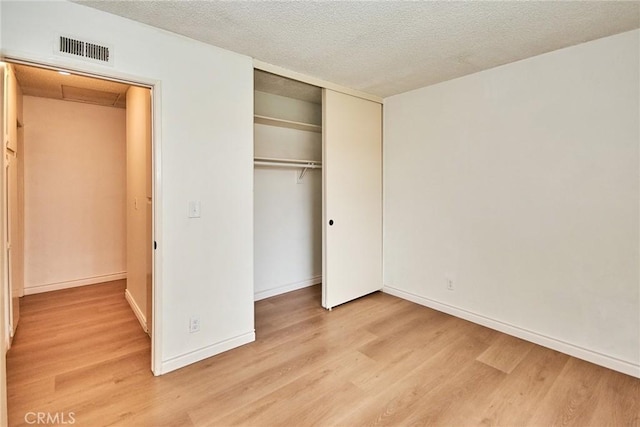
[445,277,455,291]
[189,316,200,333]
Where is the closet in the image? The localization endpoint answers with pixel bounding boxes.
[2,63,152,336]
[253,68,383,310]
[253,71,323,301]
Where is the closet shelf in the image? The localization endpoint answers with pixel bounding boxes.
[254,115,322,133]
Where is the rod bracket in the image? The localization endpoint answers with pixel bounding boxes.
[297,164,313,183]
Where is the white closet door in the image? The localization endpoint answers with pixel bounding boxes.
[322,89,382,309]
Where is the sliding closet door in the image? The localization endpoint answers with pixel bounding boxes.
[322,89,382,309]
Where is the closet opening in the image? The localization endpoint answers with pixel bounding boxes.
[2,61,155,387]
[253,70,323,308]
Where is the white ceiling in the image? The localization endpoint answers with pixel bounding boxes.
[76,1,640,98]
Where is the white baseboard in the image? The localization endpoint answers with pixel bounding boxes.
[383,285,640,379]
[160,331,255,375]
[125,289,148,333]
[254,275,322,301]
[24,272,127,295]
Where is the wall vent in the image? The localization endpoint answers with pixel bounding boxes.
[56,35,114,66]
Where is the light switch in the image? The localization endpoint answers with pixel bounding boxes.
[188,201,201,218]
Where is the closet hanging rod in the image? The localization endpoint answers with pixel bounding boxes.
[254,156,321,164]
[253,161,322,169]
[253,156,322,169]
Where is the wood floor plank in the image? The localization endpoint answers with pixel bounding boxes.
[54,348,150,392]
[357,306,449,362]
[351,316,465,394]
[186,330,379,425]
[403,361,507,426]
[330,330,499,426]
[527,357,608,426]
[472,344,570,426]
[211,350,373,426]
[7,282,640,426]
[588,368,640,426]
[476,333,535,374]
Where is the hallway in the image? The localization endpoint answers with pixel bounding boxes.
[7,280,150,425]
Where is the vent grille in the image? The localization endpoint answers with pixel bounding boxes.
[58,36,111,64]
[85,42,109,62]
[59,36,85,56]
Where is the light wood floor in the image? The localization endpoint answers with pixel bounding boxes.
[7,281,639,426]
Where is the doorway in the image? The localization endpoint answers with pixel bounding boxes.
[2,61,155,367]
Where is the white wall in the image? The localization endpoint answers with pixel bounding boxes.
[254,167,322,300]
[1,0,254,374]
[254,92,322,300]
[384,30,639,376]
[23,96,126,294]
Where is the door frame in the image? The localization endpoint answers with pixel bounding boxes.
[0,53,163,375]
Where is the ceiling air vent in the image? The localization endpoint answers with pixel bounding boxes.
[56,35,114,66]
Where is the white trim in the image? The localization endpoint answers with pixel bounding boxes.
[254,59,383,104]
[23,272,127,295]
[1,53,154,89]
[150,81,162,376]
[160,331,255,375]
[254,275,322,301]
[383,285,640,379]
[321,89,328,310]
[125,288,148,333]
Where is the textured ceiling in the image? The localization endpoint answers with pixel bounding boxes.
[76,1,640,98]
[13,63,130,108]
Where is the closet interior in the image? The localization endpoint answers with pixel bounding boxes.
[2,62,152,340]
[253,70,323,302]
